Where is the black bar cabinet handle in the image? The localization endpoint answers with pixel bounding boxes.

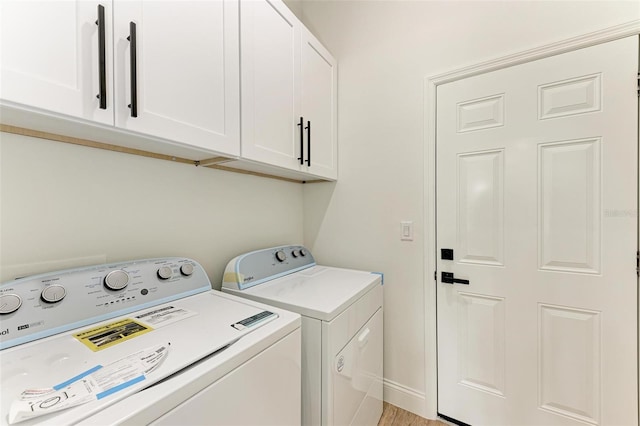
[441,272,469,285]
[96,5,107,109]
[297,116,304,165]
[127,22,138,118]
[305,120,311,166]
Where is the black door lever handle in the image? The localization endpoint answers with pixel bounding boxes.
[441,272,469,285]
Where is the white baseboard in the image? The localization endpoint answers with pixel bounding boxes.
[383,379,431,419]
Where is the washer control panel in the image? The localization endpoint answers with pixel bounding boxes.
[0,258,210,349]
[222,245,315,290]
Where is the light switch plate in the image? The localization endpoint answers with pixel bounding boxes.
[401,221,413,241]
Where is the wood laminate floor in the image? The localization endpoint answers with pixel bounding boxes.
[378,402,447,426]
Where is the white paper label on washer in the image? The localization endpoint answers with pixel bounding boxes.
[134,305,197,328]
[8,343,169,424]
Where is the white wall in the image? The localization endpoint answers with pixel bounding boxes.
[299,0,639,417]
[0,132,304,286]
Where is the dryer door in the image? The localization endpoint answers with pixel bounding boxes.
[332,308,383,426]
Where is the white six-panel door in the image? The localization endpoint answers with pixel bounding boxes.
[436,36,638,426]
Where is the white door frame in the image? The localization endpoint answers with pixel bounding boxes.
[423,20,640,420]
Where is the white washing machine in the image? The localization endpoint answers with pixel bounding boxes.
[222,245,383,426]
[0,257,301,425]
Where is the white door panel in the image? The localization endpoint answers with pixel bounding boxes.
[437,36,638,426]
[240,0,301,168]
[301,28,337,180]
[114,0,239,155]
[0,0,113,124]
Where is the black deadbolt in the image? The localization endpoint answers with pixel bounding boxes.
[441,248,454,260]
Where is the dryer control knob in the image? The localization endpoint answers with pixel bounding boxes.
[157,266,173,280]
[41,285,67,303]
[275,250,287,262]
[104,270,130,290]
[0,294,22,314]
[291,250,300,258]
[299,249,307,257]
[180,263,194,276]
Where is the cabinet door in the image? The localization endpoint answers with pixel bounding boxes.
[300,28,337,180]
[113,0,239,156]
[240,0,301,170]
[0,0,113,125]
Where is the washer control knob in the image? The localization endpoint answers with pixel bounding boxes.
[0,294,22,314]
[104,270,130,290]
[299,249,307,257]
[275,250,287,262]
[180,263,194,276]
[291,250,300,258]
[157,266,173,280]
[41,285,67,303]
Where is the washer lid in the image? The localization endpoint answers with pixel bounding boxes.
[0,291,294,426]
[226,266,382,321]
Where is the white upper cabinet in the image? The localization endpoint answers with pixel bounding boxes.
[113,0,239,155]
[0,0,114,125]
[240,0,337,180]
[0,0,336,181]
[300,27,337,180]
[240,0,301,170]
[1,0,240,157]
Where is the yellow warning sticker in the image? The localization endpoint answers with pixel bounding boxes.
[223,272,244,284]
[74,318,153,352]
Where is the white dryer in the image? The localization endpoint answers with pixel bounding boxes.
[222,245,383,426]
[0,257,301,425]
